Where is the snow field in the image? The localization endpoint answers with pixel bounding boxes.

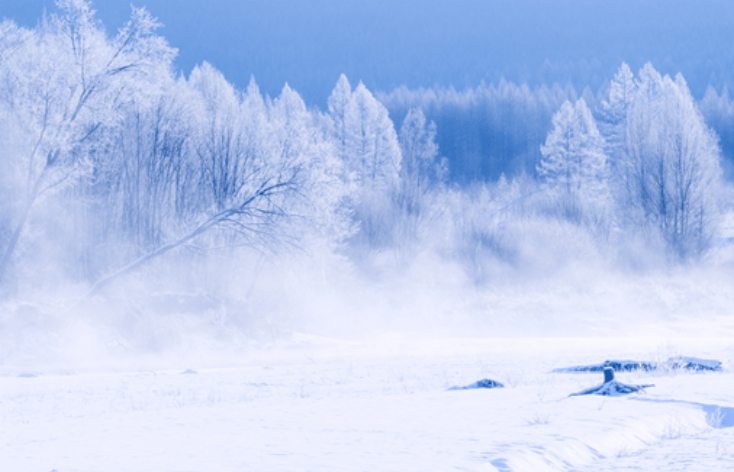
[1,337,733,472]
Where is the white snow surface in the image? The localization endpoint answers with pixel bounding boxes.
[2,336,734,472]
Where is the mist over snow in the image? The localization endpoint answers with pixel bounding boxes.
[0,0,732,368]
[3,2,734,471]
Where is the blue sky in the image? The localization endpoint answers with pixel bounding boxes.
[3,0,734,106]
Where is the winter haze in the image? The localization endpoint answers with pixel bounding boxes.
[1,1,734,471]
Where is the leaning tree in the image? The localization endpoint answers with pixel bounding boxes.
[0,0,176,284]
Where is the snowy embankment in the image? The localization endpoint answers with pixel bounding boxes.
[2,337,733,472]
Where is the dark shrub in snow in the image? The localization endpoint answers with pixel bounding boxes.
[570,367,654,397]
[553,357,722,374]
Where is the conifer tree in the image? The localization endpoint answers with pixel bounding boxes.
[538,98,608,212]
[398,108,446,214]
[599,63,636,170]
[327,75,402,247]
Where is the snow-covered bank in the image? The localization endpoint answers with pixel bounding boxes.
[2,337,733,472]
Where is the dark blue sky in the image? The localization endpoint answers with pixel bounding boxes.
[3,0,734,107]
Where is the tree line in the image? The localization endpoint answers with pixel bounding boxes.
[0,1,447,299]
[0,1,728,304]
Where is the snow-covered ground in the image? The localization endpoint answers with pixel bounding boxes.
[2,336,733,472]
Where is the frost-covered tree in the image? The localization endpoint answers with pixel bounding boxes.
[620,63,722,259]
[0,0,176,282]
[328,75,401,194]
[267,83,351,249]
[84,75,350,298]
[76,77,192,279]
[327,74,353,154]
[189,63,261,215]
[599,63,636,169]
[538,98,608,216]
[327,75,402,248]
[398,108,446,214]
[379,107,449,255]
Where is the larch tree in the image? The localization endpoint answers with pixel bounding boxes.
[386,107,447,254]
[327,75,402,248]
[397,108,446,214]
[327,75,401,194]
[327,74,353,158]
[599,63,636,172]
[269,84,351,250]
[538,98,608,219]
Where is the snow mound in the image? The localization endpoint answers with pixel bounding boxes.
[448,378,504,390]
[633,398,734,429]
